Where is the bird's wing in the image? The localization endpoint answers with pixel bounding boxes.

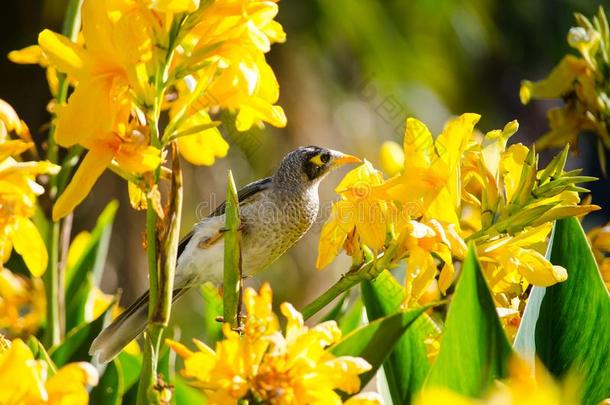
[177,176,273,257]
[209,176,273,217]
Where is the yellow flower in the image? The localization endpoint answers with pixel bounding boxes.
[379,114,479,227]
[167,283,373,404]
[477,223,568,292]
[0,268,45,337]
[170,0,287,132]
[400,219,466,301]
[316,161,389,270]
[37,0,163,220]
[0,338,98,404]
[0,100,59,276]
[520,9,610,163]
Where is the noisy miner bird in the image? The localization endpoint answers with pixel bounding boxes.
[90,146,360,363]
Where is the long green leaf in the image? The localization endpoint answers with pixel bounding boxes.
[535,217,610,405]
[361,271,430,405]
[426,245,512,396]
[223,170,242,328]
[65,201,118,331]
[117,351,142,393]
[513,225,556,362]
[90,359,123,405]
[199,283,224,346]
[338,298,364,335]
[49,300,114,367]
[330,305,428,388]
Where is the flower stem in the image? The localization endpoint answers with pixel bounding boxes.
[223,170,243,329]
[43,0,84,348]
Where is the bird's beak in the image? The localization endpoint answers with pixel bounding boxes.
[330,150,361,166]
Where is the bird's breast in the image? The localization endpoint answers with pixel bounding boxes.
[240,192,319,274]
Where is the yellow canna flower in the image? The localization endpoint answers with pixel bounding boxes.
[167,283,374,404]
[477,223,568,292]
[169,0,286,132]
[379,114,479,227]
[520,8,610,170]
[36,0,165,220]
[0,338,98,404]
[0,268,45,337]
[324,112,595,341]
[400,219,466,302]
[316,160,390,270]
[0,100,59,276]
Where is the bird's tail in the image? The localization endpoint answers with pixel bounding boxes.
[90,288,187,364]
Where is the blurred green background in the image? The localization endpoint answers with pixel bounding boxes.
[1,0,608,339]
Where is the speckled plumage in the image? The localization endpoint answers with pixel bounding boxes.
[90,146,359,363]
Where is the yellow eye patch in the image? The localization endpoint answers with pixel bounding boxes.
[309,154,324,166]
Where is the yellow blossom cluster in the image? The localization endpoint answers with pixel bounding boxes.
[520,7,610,171]
[0,336,98,404]
[0,269,45,338]
[317,114,599,312]
[167,283,381,405]
[11,0,286,220]
[0,99,59,276]
[415,357,581,405]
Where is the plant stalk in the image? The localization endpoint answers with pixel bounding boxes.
[223,170,243,329]
[43,0,84,348]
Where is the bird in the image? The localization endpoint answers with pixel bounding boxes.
[90,146,360,363]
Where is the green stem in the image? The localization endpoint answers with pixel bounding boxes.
[136,15,186,404]
[43,0,84,348]
[136,326,163,405]
[43,222,60,346]
[223,170,242,329]
[153,144,183,324]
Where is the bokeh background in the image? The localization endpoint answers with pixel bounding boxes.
[2,0,609,339]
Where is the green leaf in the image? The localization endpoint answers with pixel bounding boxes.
[330,305,428,388]
[513,285,545,363]
[426,245,512,396]
[320,291,350,323]
[91,359,123,405]
[27,336,57,374]
[199,283,224,345]
[223,170,242,328]
[337,298,364,335]
[535,217,610,405]
[361,271,430,405]
[65,201,118,331]
[49,300,114,367]
[117,351,142,393]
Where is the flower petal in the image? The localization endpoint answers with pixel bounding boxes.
[9,218,48,277]
[38,29,86,79]
[53,147,113,220]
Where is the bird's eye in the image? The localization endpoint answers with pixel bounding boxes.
[320,152,330,163]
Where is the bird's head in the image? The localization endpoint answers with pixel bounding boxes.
[274,146,361,189]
